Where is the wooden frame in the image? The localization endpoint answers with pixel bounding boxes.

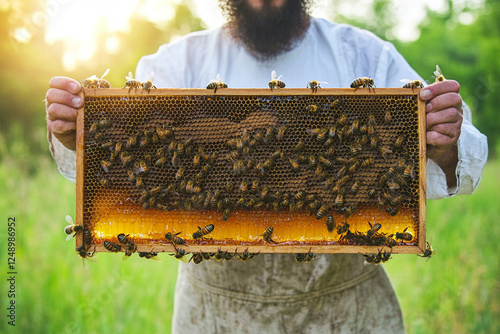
[76,88,427,255]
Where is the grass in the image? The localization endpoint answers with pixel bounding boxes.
[0,127,498,333]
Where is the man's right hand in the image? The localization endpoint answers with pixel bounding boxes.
[45,76,82,151]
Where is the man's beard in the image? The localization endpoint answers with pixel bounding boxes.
[219,0,313,61]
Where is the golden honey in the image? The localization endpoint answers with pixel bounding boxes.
[76,88,426,254]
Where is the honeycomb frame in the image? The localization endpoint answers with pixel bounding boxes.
[76,88,427,255]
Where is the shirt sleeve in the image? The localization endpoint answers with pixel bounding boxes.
[47,130,77,183]
[374,41,488,199]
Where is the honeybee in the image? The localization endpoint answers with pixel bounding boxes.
[307,80,327,93]
[361,158,374,168]
[222,208,233,221]
[82,229,93,248]
[142,73,157,92]
[155,156,167,168]
[305,104,318,113]
[171,248,189,262]
[432,64,445,83]
[350,180,361,194]
[189,253,204,264]
[175,167,185,181]
[124,71,141,92]
[384,110,392,124]
[76,245,96,268]
[238,248,260,261]
[264,126,275,143]
[401,79,424,91]
[117,233,136,260]
[268,70,285,90]
[394,135,405,150]
[64,215,83,241]
[366,222,382,239]
[350,77,375,92]
[104,240,122,252]
[378,146,393,160]
[276,126,287,141]
[125,135,137,149]
[326,214,335,232]
[337,222,350,241]
[206,74,228,93]
[192,224,215,240]
[318,156,333,169]
[315,204,328,219]
[335,192,344,207]
[81,75,99,88]
[370,135,379,149]
[171,152,181,167]
[289,158,300,173]
[239,181,248,194]
[395,227,413,241]
[417,241,434,261]
[385,234,397,248]
[404,163,416,180]
[295,248,316,262]
[96,68,111,88]
[330,99,342,110]
[260,226,277,244]
[293,140,305,153]
[139,251,161,262]
[165,231,188,246]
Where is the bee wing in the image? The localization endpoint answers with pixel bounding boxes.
[271,70,277,80]
[434,64,442,77]
[66,233,76,241]
[400,79,412,83]
[82,259,90,269]
[122,254,131,261]
[100,68,110,80]
[66,215,74,224]
[216,73,222,81]
[319,81,328,84]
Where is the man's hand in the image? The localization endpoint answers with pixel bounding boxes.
[420,80,463,187]
[45,77,82,151]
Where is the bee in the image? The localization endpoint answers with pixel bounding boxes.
[100,160,111,173]
[295,248,316,262]
[81,74,99,89]
[386,206,398,216]
[289,158,300,173]
[293,140,305,153]
[366,222,382,239]
[348,159,361,173]
[268,70,285,90]
[222,208,233,221]
[104,240,122,252]
[317,156,332,170]
[239,181,248,194]
[305,104,318,113]
[238,248,259,262]
[251,179,260,193]
[404,163,416,180]
[165,231,188,246]
[432,64,445,83]
[417,241,434,261]
[139,251,161,262]
[350,180,361,195]
[361,158,374,168]
[335,192,344,207]
[192,224,215,240]
[76,245,96,267]
[330,99,342,109]
[325,214,336,232]
[401,79,424,91]
[394,135,405,150]
[346,119,360,137]
[395,227,413,241]
[206,74,228,93]
[117,233,137,259]
[307,80,327,93]
[260,226,277,244]
[155,156,167,168]
[171,248,189,262]
[64,215,83,241]
[350,77,375,92]
[142,74,157,92]
[264,126,275,143]
[125,135,137,149]
[336,222,350,239]
[175,167,185,181]
[385,234,397,248]
[384,110,392,124]
[370,135,379,149]
[315,204,328,219]
[124,71,142,92]
[367,188,378,198]
[276,126,287,141]
[189,253,204,264]
[171,152,181,167]
[378,146,393,160]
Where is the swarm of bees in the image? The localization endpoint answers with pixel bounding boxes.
[77,65,443,262]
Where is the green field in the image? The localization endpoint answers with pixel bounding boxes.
[0,131,498,333]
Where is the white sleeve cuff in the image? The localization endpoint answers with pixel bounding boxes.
[48,131,76,183]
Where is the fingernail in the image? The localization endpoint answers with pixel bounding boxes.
[72,97,82,108]
[420,89,431,100]
[426,102,433,112]
[69,83,78,93]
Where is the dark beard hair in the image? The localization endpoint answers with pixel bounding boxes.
[219,0,313,61]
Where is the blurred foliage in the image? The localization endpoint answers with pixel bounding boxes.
[330,0,498,157]
[0,0,205,165]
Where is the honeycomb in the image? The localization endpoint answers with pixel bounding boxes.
[76,88,426,255]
